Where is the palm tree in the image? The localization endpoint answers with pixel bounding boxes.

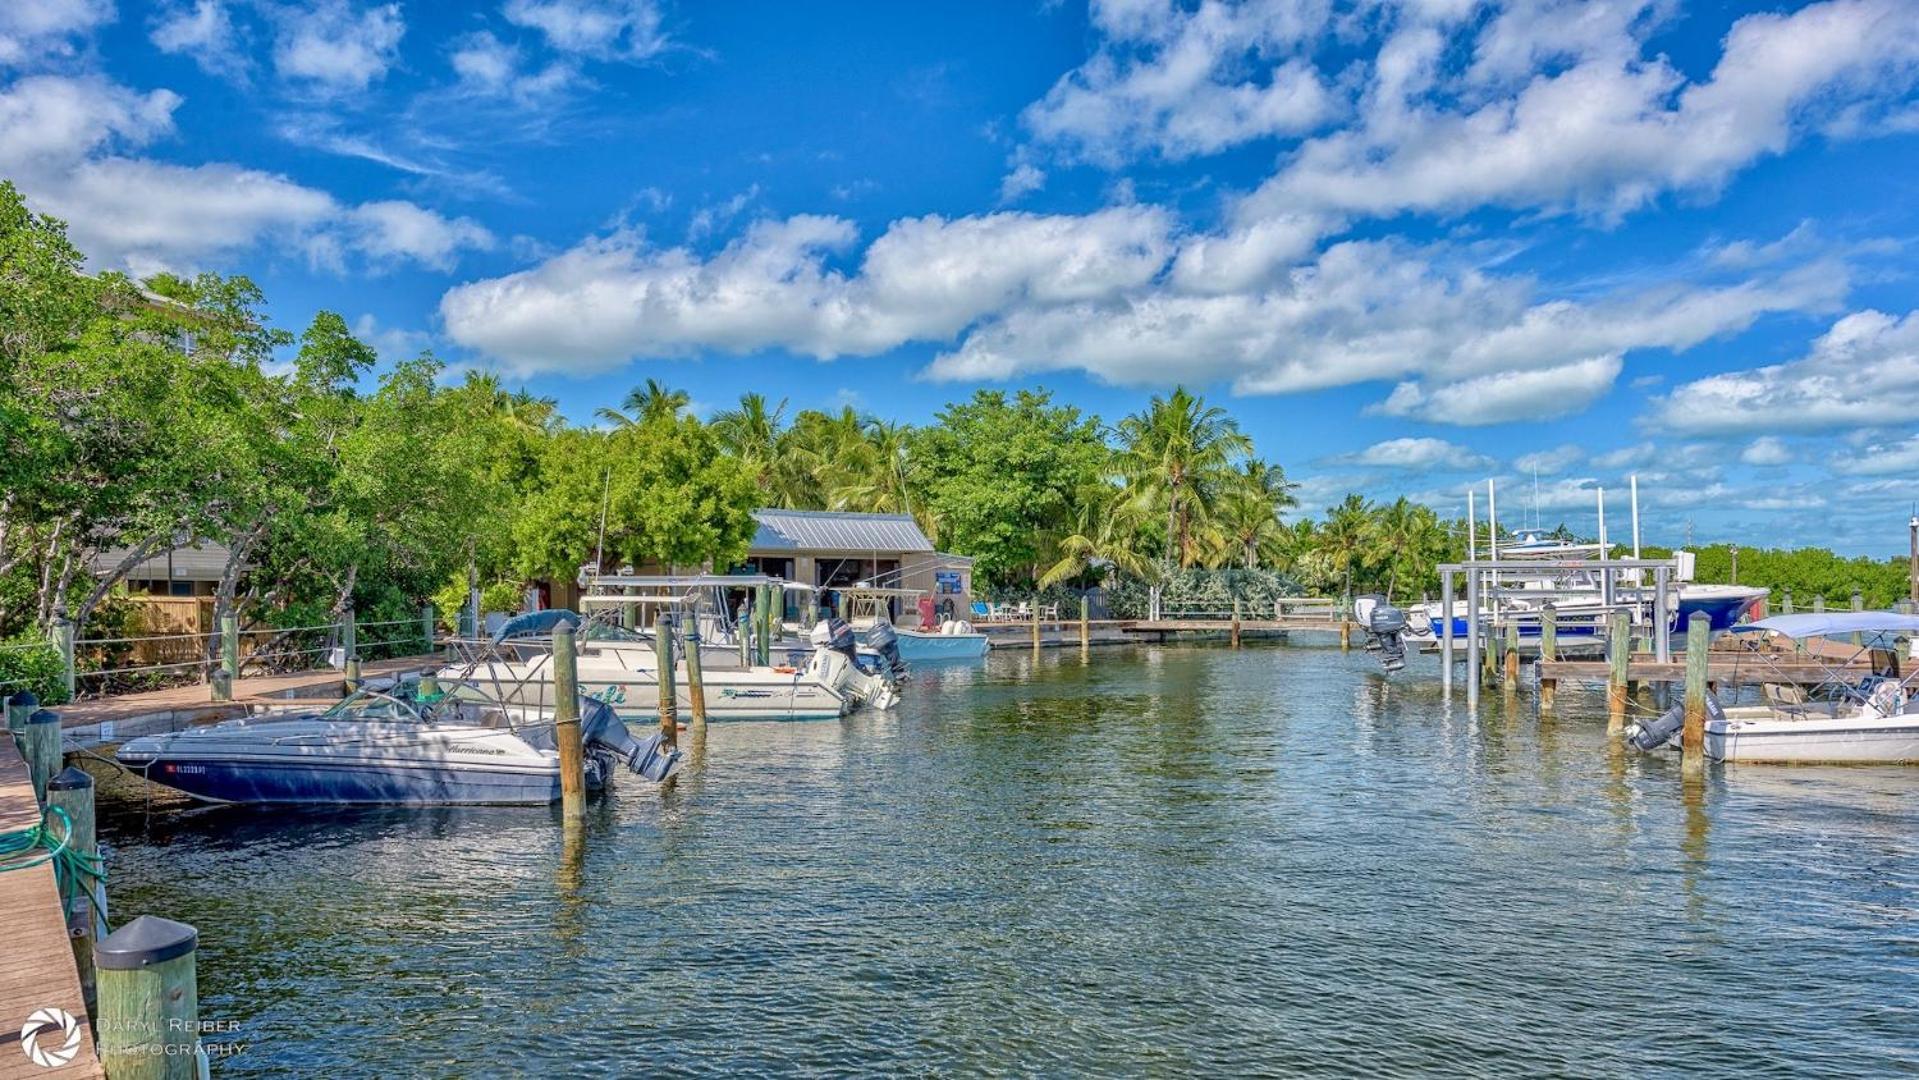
[596,378,689,427]
[1317,494,1376,602]
[1038,485,1162,587]
[710,393,787,495]
[1208,459,1299,569]
[1115,387,1252,569]
[829,418,915,515]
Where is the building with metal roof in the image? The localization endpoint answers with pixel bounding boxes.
[742,510,971,625]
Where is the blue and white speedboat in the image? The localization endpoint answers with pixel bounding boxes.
[117,683,679,805]
[892,624,991,662]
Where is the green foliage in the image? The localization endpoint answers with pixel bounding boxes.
[1643,544,1912,608]
[0,634,67,706]
[431,576,526,630]
[911,390,1110,587]
[1101,568,1303,620]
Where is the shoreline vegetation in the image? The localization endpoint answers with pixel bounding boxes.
[2,183,1910,701]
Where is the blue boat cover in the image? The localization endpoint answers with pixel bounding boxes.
[1730,611,1919,640]
[491,608,581,645]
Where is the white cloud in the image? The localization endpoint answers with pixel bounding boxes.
[1238,0,1919,223]
[1021,0,1335,165]
[272,1,404,95]
[998,162,1045,203]
[1339,437,1494,471]
[441,205,1175,371]
[150,1,246,79]
[1832,433,1919,475]
[1654,309,1919,435]
[0,0,114,66]
[1374,354,1624,426]
[1591,441,1657,470]
[448,30,574,102]
[503,0,666,61]
[0,74,491,274]
[1740,435,1794,466]
[351,312,435,360]
[1513,444,1585,475]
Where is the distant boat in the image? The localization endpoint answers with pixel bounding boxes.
[117,683,678,805]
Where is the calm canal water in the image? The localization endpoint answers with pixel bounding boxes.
[99,643,1917,1076]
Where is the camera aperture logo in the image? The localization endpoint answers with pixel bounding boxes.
[20,1006,81,1068]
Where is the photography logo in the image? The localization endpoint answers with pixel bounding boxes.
[20,1006,81,1068]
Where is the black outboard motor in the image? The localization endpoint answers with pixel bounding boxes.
[1625,692,1725,753]
[866,620,907,676]
[811,617,860,664]
[580,697,682,782]
[1357,593,1408,673]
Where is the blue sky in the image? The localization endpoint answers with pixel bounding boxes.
[3,0,1917,553]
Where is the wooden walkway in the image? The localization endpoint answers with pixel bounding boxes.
[1125,618,1351,634]
[1537,656,1872,686]
[0,739,103,1078]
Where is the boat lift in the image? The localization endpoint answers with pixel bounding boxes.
[1438,557,1679,706]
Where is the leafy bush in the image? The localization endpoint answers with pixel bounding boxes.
[1103,568,1302,619]
[0,634,69,706]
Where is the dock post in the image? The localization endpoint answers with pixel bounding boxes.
[1538,604,1557,714]
[1782,588,1794,615]
[1339,595,1351,651]
[342,655,362,693]
[421,604,436,654]
[96,915,202,1079]
[654,614,679,750]
[48,766,103,1015]
[753,585,771,666]
[213,611,238,702]
[1606,610,1630,733]
[1079,595,1090,655]
[736,602,752,667]
[1231,599,1242,648]
[1502,617,1519,692]
[771,584,785,645]
[1031,602,1041,651]
[1482,616,1499,688]
[1439,570,1455,694]
[683,617,707,735]
[1464,570,1480,709]
[342,606,356,667]
[52,614,75,702]
[6,689,35,740]
[1654,565,1672,664]
[1682,611,1710,772]
[552,622,585,821]
[25,708,60,802]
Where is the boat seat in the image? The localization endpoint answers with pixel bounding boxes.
[1763,683,1818,722]
[478,708,514,729]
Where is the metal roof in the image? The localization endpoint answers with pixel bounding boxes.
[90,542,238,581]
[749,509,934,554]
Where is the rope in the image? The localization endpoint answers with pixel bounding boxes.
[0,805,107,924]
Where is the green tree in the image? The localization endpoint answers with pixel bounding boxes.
[596,378,690,427]
[1115,387,1253,569]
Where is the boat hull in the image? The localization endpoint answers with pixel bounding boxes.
[1707,714,1919,764]
[893,629,990,662]
[124,754,576,805]
[1676,588,1768,631]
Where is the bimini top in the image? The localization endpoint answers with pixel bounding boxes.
[1728,611,1919,640]
[490,608,581,645]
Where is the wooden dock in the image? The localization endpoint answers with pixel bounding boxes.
[1536,656,1868,687]
[1124,618,1349,635]
[0,738,103,1078]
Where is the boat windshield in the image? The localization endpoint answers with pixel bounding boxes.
[321,684,530,729]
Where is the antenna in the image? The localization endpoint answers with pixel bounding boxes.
[1531,466,1540,532]
[594,467,612,574]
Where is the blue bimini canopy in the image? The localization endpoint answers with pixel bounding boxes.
[1729,611,1919,640]
[490,608,581,645]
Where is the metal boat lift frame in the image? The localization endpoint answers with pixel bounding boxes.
[1438,558,1678,705]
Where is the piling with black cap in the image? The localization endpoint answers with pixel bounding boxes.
[95,915,201,1079]
[7,688,37,738]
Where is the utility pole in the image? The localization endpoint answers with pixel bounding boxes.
[1729,545,1739,586]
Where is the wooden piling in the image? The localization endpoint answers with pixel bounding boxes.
[95,915,201,1080]
[1079,595,1090,655]
[1231,599,1242,648]
[1681,610,1710,771]
[421,604,437,654]
[24,708,60,803]
[1538,604,1557,713]
[1781,588,1794,615]
[47,766,102,1015]
[52,615,75,702]
[552,622,585,822]
[1851,588,1864,646]
[342,606,357,667]
[342,655,362,693]
[6,689,35,739]
[212,612,238,702]
[654,614,679,750]
[1502,617,1519,691]
[754,585,772,667]
[736,602,751,667]
[1031,602,1041,651]
[683,617,707,734]
[1606,610,1630,733]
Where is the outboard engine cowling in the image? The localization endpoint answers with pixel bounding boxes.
[1625,692,1724,753]
[866,620,907,676]
[1358,593,1409,673]
[812,617,859,664]
[580,697,683,781]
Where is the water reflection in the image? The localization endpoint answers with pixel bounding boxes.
[95,644,1916,1077]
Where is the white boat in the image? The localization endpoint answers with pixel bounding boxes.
[1627,611,1919,764]
[449,609,873,721]
[840,586,989,663]
[117,683,679,805]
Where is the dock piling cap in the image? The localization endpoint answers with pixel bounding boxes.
[27,709,58,725]
[7,690,37,709]
[48,766,93,791]
[96,915,198,970]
